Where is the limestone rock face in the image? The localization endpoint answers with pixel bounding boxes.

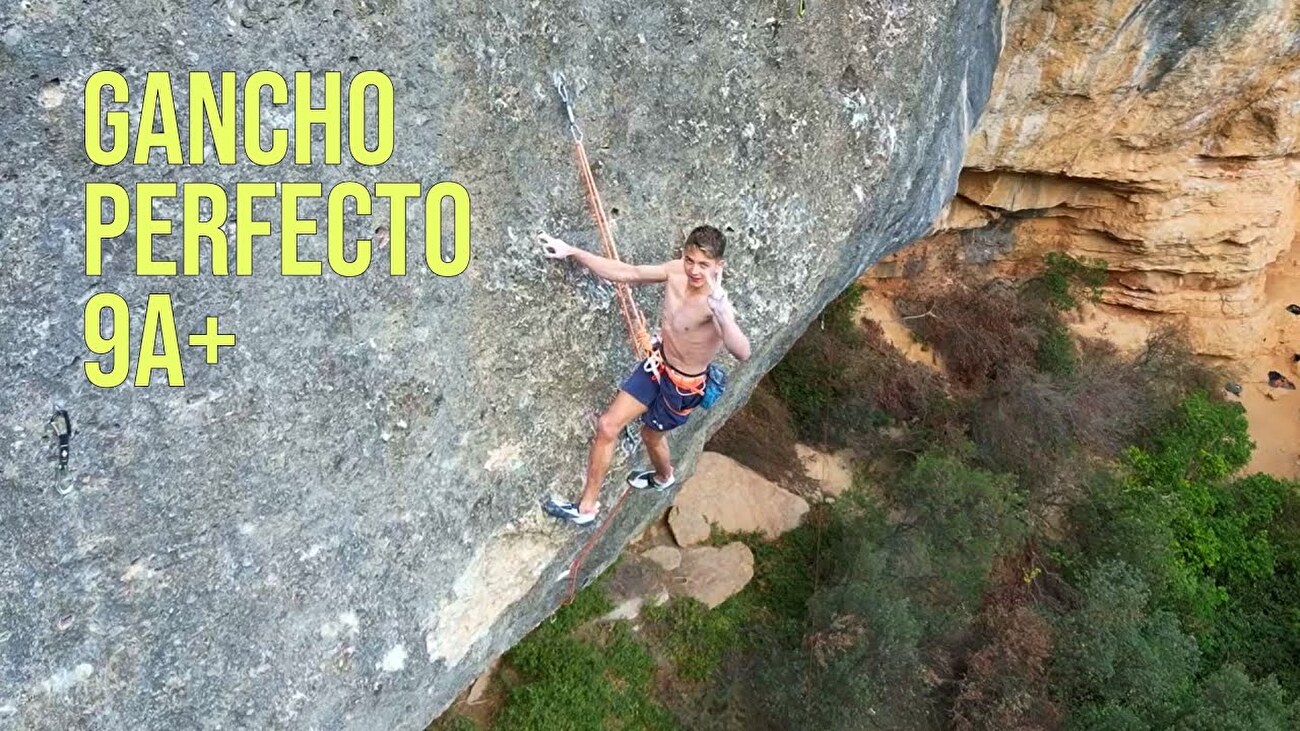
[0,0,998,727]
[874,0,1300,359]
[668,452,810,545]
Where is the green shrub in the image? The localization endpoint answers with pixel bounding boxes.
[748,547,932,731]
[642,597,748,682]
[1068,391,1267,629]
[1033,252,1108,312]
[497,586,678,731]
[1179,664,1300,731]
[426,712,478,731]
[1036,316,1078,377]
[743,502,858,638]
[819,281,867,338]
[887,449,1029,611]
[1051,561,1200,730]
[770,308,952,451]
[769,328,850,441]
[1202,479,1300,694]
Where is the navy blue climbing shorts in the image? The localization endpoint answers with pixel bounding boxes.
[620,356,706,432]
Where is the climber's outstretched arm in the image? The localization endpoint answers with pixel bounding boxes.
[539,233,668,285]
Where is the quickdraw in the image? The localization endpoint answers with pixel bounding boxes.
[550,71,658,605]
[552,71,653,360]
[46,409,72,473]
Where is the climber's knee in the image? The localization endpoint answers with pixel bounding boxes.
[594,390,648,443]
[595,412,624,442]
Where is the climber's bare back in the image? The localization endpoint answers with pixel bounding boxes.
[657,259,723,374]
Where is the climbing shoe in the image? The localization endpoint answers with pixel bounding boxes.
[542,497,599,526]
[627,470,675,491]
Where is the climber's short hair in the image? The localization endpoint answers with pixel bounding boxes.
[684,225,726,260]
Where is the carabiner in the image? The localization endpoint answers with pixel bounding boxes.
[551,70,584,143]
[47,409,72,471]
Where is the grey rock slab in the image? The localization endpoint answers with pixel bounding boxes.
[0,0,1001,728]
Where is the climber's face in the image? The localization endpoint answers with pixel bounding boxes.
[683,246,722,291]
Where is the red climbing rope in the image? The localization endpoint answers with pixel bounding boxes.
[564,478,635,603]
[553,72,649,604]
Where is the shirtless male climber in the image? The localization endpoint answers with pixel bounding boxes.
[538,225,753,526]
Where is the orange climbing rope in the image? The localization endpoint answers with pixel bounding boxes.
[572,139,654,359]
[553,71,649,604]
[556,73,653,360]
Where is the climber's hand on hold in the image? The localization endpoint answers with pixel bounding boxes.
[538,232,576,259]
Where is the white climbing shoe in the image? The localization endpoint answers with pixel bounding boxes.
[626,469,675,491]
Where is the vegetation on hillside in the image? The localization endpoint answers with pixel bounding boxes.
[431,254,1299,731]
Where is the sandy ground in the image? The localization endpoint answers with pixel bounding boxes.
[1044,274,1300,480]
[857,290,947,371]
[1236,234,1300,479]
[860,240,1300,481]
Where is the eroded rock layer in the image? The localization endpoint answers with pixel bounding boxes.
[872,0,1300,359]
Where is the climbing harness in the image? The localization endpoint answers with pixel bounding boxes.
[642,339,728,414]
[643,341,706,398]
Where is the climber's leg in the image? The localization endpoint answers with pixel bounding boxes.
[575,389,648,516]
[626,425,676,491]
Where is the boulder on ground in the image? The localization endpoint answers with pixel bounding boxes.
[671,542,755,609]
[667,452,810,546]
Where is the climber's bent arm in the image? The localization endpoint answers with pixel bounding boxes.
[712,307,752,362]
[571,249,669,285]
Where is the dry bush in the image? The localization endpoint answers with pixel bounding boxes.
[896,281,1042,392]
[951,604,1061,731]
[1063,326,1231,456]
[966,363,1083,513]
[969,363,1075,470]
[859,319,956,428]
[1126,326,1231,429]
[771,313,955,455]
[704,379,808,487]
[950,547,1065,731]
[967,321,1236,518]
